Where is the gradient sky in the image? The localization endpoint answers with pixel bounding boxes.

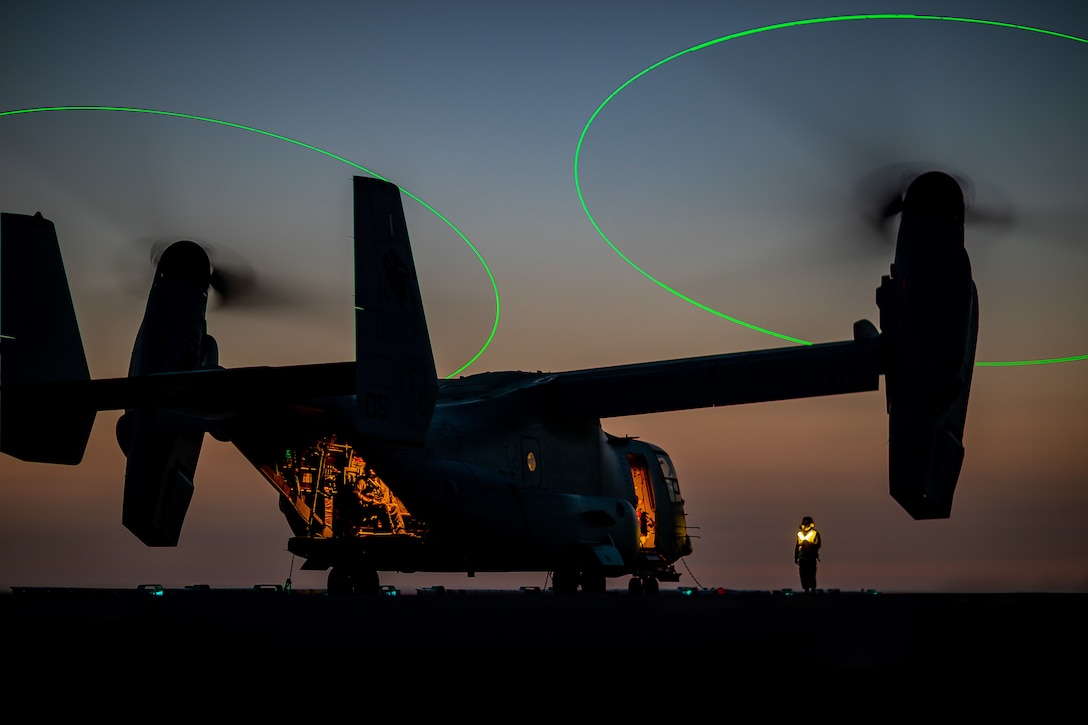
[2,0,1086,593]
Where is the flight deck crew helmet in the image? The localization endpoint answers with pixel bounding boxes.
[797,517,819,550]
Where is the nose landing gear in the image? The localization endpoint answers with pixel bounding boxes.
[327,565,380,595]
[628,576,659,595]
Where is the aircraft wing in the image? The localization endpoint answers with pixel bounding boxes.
[1,361,357,417]
[543,335,881,420]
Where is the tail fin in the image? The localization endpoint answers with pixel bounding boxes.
[353,177,438,446]
[1,212,95,463]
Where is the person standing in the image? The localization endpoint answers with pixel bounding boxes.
[794,516,821,593]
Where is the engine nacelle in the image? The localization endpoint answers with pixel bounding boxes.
[121,240,214,545]
[878,171,978,520]
[120,410,203,546]
[879,272,977,519]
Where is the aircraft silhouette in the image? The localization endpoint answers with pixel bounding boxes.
[0,172,977,594]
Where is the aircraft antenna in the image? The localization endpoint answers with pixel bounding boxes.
[678,556,705,591]
[285,554,296,592]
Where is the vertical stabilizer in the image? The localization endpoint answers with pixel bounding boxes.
[353,177,438,446]
[0,212,95,463]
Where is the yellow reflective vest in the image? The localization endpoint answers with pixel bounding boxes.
[795,526,821,561]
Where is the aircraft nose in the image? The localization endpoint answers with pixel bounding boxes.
[155,240,212,290]
[903,171,965,225]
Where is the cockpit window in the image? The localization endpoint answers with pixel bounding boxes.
[657,454,683,503]
[657,454,676,480]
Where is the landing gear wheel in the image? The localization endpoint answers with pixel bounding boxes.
[552,569,579,595]
[628,577,644,595]
[644,576,659,594]
[327,566,380,595]
[581,568,607,594]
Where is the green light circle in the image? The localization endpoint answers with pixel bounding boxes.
[0,105,499,378]
[574,14,1088,366]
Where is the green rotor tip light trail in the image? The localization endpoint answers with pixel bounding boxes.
[0,105,500,379]
[574,13,1088,367]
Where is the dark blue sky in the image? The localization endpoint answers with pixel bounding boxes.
[2,1,1086,593]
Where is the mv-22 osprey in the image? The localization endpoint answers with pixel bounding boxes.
[0,172,977,594]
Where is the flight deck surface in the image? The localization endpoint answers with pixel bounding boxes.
[4,587,1081,669]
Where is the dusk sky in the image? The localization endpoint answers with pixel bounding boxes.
[2,0,1086,593]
